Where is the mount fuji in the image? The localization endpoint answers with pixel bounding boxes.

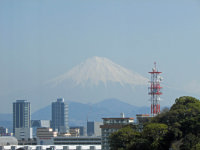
[40,56,149,107]
[49,56,148,87]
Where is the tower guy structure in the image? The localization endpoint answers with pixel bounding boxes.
[148,62,163,116]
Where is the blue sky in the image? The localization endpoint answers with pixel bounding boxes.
[0,0,200,113]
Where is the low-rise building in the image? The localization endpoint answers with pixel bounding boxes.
[100,114,134,150]
[15,128,32,140]
[136,114,151,124]
[18,138,37,145]
[36,127,57,145]
[70,126,86,136]
[31,120,50,138]
[136,114,151,131]
[0,127,11,136]
[69,128,80,137]
[87,121,102,137]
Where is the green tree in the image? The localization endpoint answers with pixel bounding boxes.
[180,133,200,150]
[143,123,168,150]
[109,125,140,150]
[192,142,200,150]
[109,96,200,150]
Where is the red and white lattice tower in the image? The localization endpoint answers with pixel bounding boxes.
[148,62,163,116]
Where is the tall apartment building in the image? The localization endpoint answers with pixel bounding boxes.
[51,98,69,133]
[13,100,31,134]
[100,115,134,150]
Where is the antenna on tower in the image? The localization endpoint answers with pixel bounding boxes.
[148,62,163,116]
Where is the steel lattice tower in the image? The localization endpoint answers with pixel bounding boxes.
[148,62,163,116]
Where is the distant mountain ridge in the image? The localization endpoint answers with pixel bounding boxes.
[31,98,150,126]
[0,114,12,132]
[0,98,169,132]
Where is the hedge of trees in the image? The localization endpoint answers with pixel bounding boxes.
[109,96,200,150]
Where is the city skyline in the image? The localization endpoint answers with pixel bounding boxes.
[0,1,200,113]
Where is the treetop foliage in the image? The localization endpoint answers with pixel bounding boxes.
[109,96,200,150]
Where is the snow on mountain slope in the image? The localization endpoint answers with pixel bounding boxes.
[50,56,148,87]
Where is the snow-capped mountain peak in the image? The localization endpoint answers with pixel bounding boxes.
[50,56,148,87]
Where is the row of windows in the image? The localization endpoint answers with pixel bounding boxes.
[104,120,130,124]
[54,142,101,145]
[54,138,101,141]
